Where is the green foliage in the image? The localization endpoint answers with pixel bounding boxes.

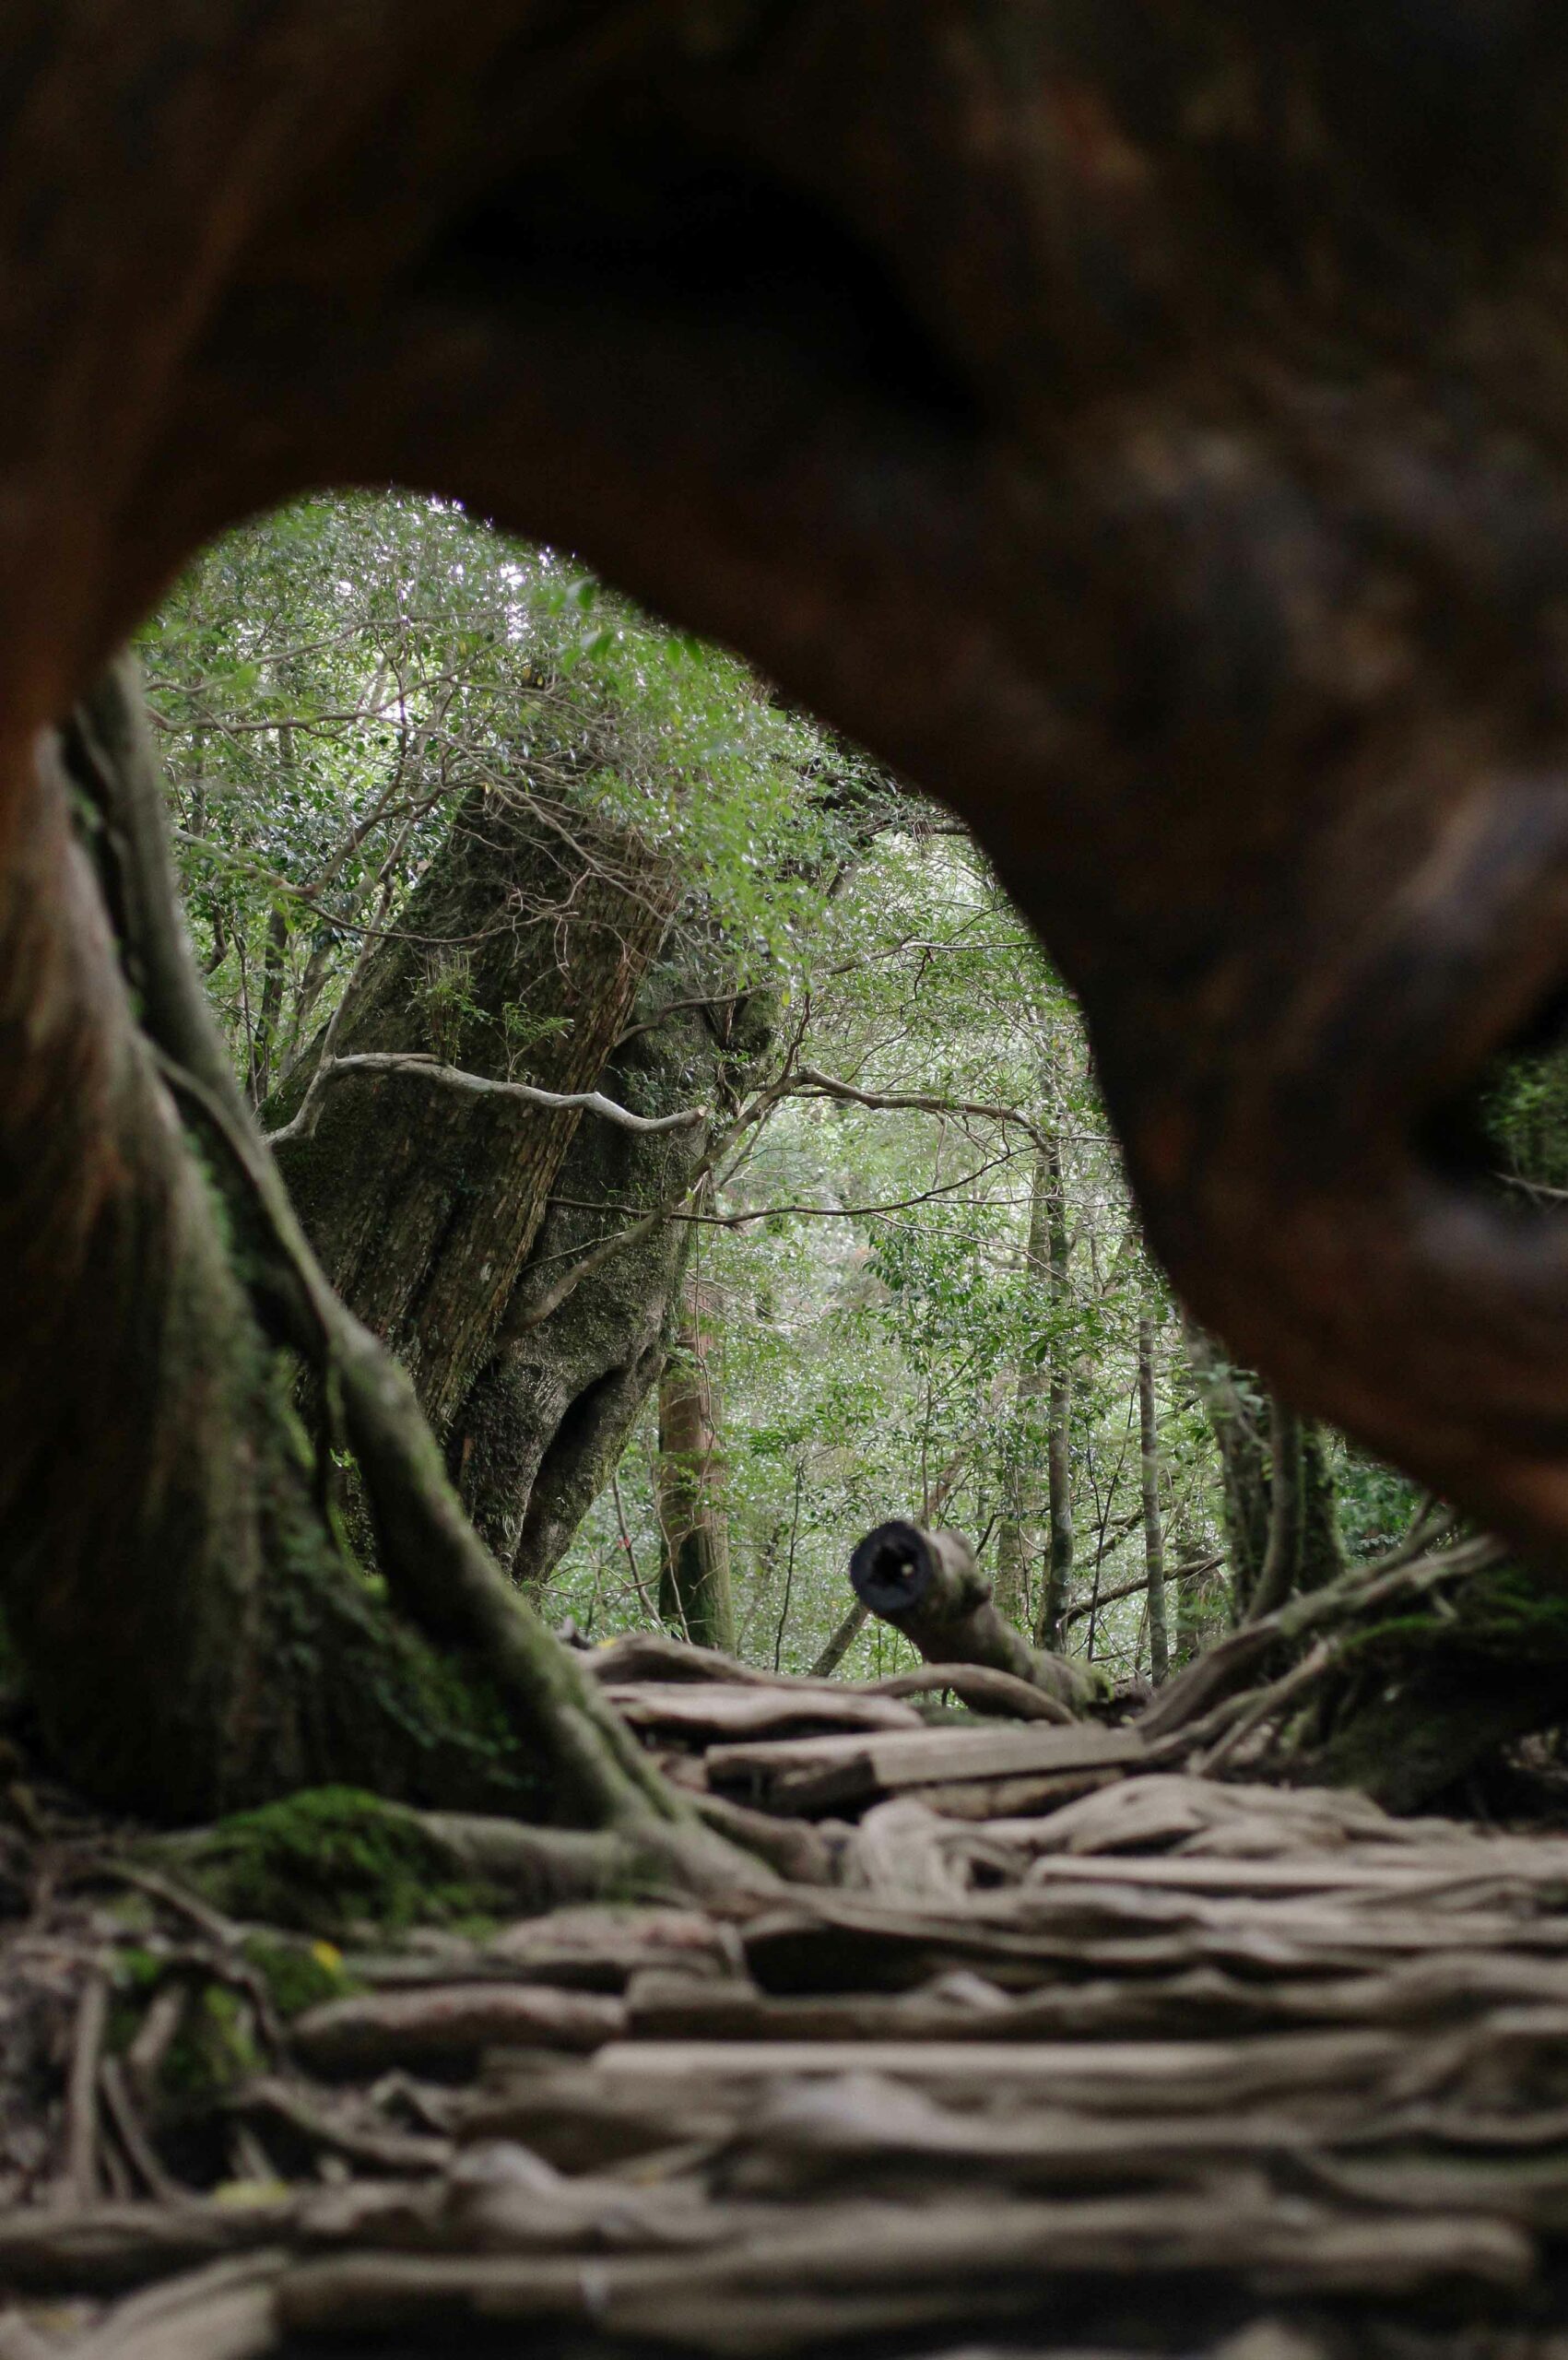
[141,493,870,1102]
[1334,1448,1426,1564]
[548,827,1218,1679]
[1480,1041,1568,1194]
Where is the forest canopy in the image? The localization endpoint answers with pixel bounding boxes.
[139,490,1444,1697]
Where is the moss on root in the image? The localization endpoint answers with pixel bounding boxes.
[242,1931,361,2018]
[161,1983,264,2104]
[1289,1560,1568,1809]
[151,1787,507,1938]
[1343,1564,1568,1669]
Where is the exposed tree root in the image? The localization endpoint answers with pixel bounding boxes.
[12,1754,1568,2358]
[1130,1528,1568,1810]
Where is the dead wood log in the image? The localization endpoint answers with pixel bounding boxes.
[599,1682,926,1741]
[289,1985,626,2076]
[847,1523,1102,1713]
[705,1721,1149,1818]
[273,2191,1528,2353]
[584,1632,1073,1723]
[0,2204,295,2295]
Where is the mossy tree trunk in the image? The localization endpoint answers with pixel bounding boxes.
[654,1267,737,1654]
[267,756,792,1613]
[1283,1563,1568,1811]
[1024,1135,1077,1655]
[0,660,723,1860]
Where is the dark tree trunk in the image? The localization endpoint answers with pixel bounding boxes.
[1247,1400,1306,1625]
[1037,1139,1077,1653]
[250,903,289,1107]
[247,720,296,1106]
[994,1138,1052,1628]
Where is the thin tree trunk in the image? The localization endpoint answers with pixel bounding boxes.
[810,1599,869,1679]
[250,901,289,1105]
[654,1266,736,1655]
[247,722,295,1105]
[1138,1304,1171,1685]
[772,1467,805,1676]
[1084,1388,1138,1662]
[994,1139,1052,1626]
[1039,1138,1075,1650]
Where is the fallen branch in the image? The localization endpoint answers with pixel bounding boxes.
[289,1984,625,2074]
[809,1599,870,1679]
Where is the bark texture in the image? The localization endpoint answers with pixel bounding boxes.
[994,1136,1076,1649]
[0,660,724,1850]
[488,974,777,1598]
[1041,1138,1077,1650]
[270,782,678,1441]
[994,1138,1054,1629]
[269,778,786,1608]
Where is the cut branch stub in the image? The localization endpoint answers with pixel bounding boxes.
[848,1523,1100,1715]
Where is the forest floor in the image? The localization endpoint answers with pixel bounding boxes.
[6,1638,1568,2360]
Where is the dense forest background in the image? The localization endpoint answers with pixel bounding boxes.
[143,490,1567,1701]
